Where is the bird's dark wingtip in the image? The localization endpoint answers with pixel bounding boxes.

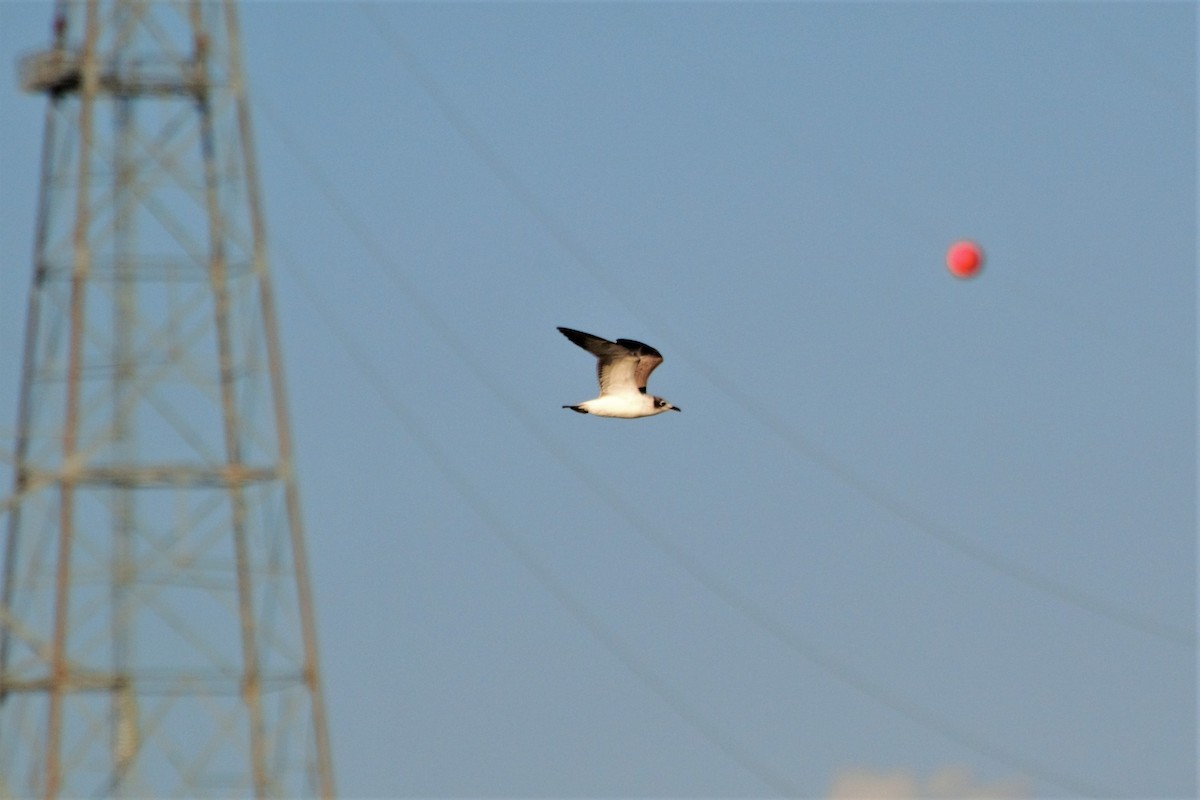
[557,327,605,351]
[615,338,663,358]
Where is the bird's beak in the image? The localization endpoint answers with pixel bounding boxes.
[670,406,681,412]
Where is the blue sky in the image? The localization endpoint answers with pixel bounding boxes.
[1,2,1196,797]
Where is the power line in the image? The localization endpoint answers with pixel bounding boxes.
[357,2,1194,650]
[254,72,1110,797]
[271,235,804,797]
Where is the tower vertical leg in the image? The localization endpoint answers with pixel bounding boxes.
[193,20,270,793]
[221,1,336,793]
[45,3,101,795]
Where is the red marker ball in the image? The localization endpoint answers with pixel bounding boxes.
[946,240,983,278]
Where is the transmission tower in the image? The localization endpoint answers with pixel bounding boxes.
[0,1,334,797]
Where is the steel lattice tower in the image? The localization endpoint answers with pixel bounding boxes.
[0,1,334,797]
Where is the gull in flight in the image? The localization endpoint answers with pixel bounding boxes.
[558,327,681,418]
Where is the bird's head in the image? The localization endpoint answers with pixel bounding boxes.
[653,396,681,413]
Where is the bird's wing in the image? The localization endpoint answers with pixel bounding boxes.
[558,327,660,397]
[596,353,642,396]
[558,327,616,357]
[616,339,664,391]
